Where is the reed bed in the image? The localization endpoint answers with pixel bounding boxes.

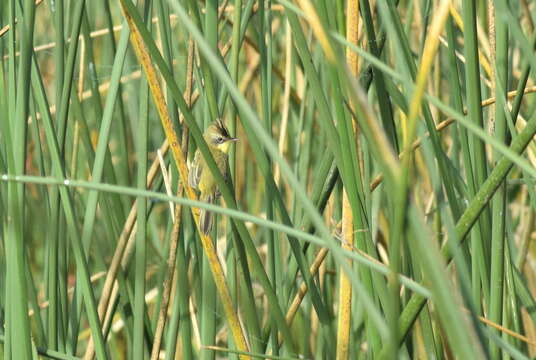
[1,0,536,359]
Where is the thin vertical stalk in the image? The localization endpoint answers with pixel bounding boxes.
[462,0,492,271]
[102,0,132,188]
[47,0,64,349]
[258,0,279,355]
[133,69,149,360]
[489,1,508,358]
[446,13,488,312]
[5,0,36,358]
[185,0,219,120]
[226,1,243,353]
[336,1,358,359]
[54,0,86,150]
[200,2,218,359]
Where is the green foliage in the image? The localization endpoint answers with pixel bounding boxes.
[1,0,535,359]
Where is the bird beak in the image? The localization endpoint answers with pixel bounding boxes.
[228,137,238,142]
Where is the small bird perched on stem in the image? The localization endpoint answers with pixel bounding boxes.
[188,119,237,234]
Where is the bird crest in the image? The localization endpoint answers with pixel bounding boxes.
[214,118,230,138]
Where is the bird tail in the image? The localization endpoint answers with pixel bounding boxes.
[200,193,215,235]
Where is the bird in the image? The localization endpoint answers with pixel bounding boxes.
[188,119,237,234]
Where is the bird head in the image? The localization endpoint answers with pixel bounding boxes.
[204,120,238,153]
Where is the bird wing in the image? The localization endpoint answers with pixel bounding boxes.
[216,153,231,198]
[188,151,203,190]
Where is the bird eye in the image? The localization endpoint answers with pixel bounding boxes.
[217,137,224,144]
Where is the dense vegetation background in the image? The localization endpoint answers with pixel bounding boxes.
[1,0,536,359]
